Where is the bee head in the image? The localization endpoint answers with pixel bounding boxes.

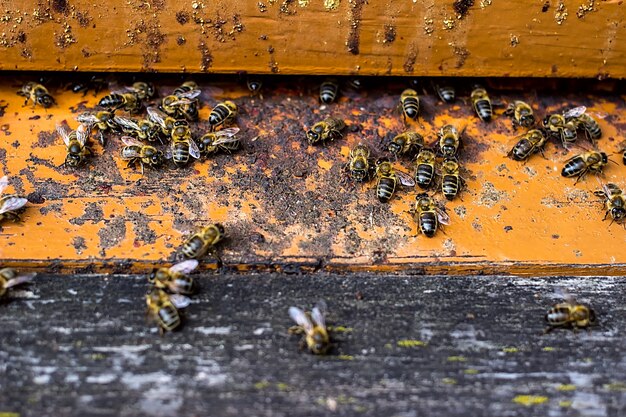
[151,151,164,166]
[215,223,225,236]
[612,207,626,220]
[148,269,158,283]
[600,152,608,164]
[38,95,55,108]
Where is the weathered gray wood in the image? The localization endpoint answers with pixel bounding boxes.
[0,274,625,417]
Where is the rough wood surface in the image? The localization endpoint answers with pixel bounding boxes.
[0,273,625,417]
[0,1,624,77]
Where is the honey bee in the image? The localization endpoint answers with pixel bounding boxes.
[388,132,424,158]
[470,86,492,122]
[149,259,198,295]
[561,151,609,184]
[375,159,415,203]
[504,100,535,129]
[306,117,346,144]
[440,157,464,201]
[169,131,201,167]
[120,136,164,174]
[399,89,420,122]
[593,182,626,226]
[288,300,331,355]
[161,86,201,121]
[130,81,156,100]
[542,113,578,146]
[114,115,162,143]
[98,91,142,113]
[196,127,241,157]
[319,79,339,104]
[0,176,28,223]
[69,75,107,96]
[146,107,176,137]
[246,77,263,95]
[545,293,596,333]
[413,193,450,237]
[208,101,238,129]
[181,223,225,260]
[57,121,91,168]
[145,287,190,334]
[346,144,372,183]
[0,267,36,298]
[414,148,437,189]
[438,124,461,157]
[434,83,455,103]
[17,82,55,108]
[76,111,118,146]
[507,129,547,161]
[564,106,602,142]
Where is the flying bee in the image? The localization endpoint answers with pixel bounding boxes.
[76,111,118,146]
[561,151,609,184]
[149,259,198,295]
[438,124,461,157]
[120,136,164,174]
[98,91,142,113]
[181,223,225,261]
[306,117,346,144]
[388,132,424,158]
[564,106,602,142]
[593,182,626,226]
[0,176,28,223]
[246,77,263,96]
[319,79,339,104]
[470,86,492,122]
[288,300,331,355]
[375,159,415,203]
[434,82,455,103]
[69,75,107,96]
[145,287,191,334]
[414,148,437,189]
[208,100,238,129]
[413,193,450,238]
[0,268,36,298]
[542,113,578,146]
[545,293,596,333]
[17,82,55,108]
[440,157,464,201]
[346,144,372,183]
[507,129,547,161]
[504,100,535,129]
[57,121,91,168]
[114,115,162,143]
[196,127,241,157]
[399,89,420,122]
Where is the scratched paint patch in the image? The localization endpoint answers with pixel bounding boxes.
[512,395,549,406]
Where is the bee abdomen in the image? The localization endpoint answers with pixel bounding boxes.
[419,212,438,237]
[158,305,181,330]
[209,104,232,126]
[545,307,570,325]
[561,158,585,177]
[415,164,435,188]
[98,94,123,108]
[510,139,532,161]
[402,97,420,120]
[377,178,396,203]
[171,142,190,166]
[319,81,338,104]
[437,87,455,103]
[474,100,492,121]
[442,176,460,200]
[182,235,207,259]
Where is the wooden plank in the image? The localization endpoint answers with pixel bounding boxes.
[0,1,624,77]
[1,74,625,275]
[1,273,625,416]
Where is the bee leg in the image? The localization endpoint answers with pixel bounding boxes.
[288,325,304,335]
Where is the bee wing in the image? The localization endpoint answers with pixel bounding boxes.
[121,147,141,159]
[563,106,586,119]
[212,136,241,146]
[169,294,191,309]
[0,197,28,214]
[288,306,314,332]
[168,98,194,106]
[164,147,173,160]
[76,113,99,124]
[5,273,36,288]
[169,259,199,274]
[188,139,201,160]
[147,106,167,128]
[177,89,201,100]
[436,207,451,225]
[213,127,240,138]
[114,116,141,131]
[311,300,328,328]
[0,176,8,194]
[121,135,143,147]
[396,170,416,187]
[56,122,72,146]
[76,124,89,146]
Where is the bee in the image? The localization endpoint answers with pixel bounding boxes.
[120,136,164,174]
[440,157,464,201]
[173,81,198,96]
[169,129,201,167]
[438,124,461,157]
[542,113,578,146]
[246,77,263,95]
[545,293,596,333]
[306,117,346,144]
[145,288,190,334]
[130,81,156,100]
[504,100,535,129]
[470,86,492,122]
[181,223,225,260]
[414,148,437,189]
[375,159,415,203]
[561,151,609,184]
[113,115,162,143]
[146,107,176,137]
[149,259,198,295]
[17,82,55,108]
[76,111,118,146]
[413,193,450,238]
[208,101,238,129]
[434,83,455,103]
[0,176,28,223]
[98,91,142,113]
[399,89,420,122]
[564,106,602,142]
[593,182,626,226]
[319,79,339,104]
[161,85,201,121]
[57,121,91,168]
[196,127,241,157]
[0,268,36,298]
[507,129,547,161]
[69,75,107,96]
[388,132,424,158]
[346,144,372,183]
[288,300,331,355]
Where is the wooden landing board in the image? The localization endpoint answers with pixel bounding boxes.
[0,1,624,77]
[0,74,625,275]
